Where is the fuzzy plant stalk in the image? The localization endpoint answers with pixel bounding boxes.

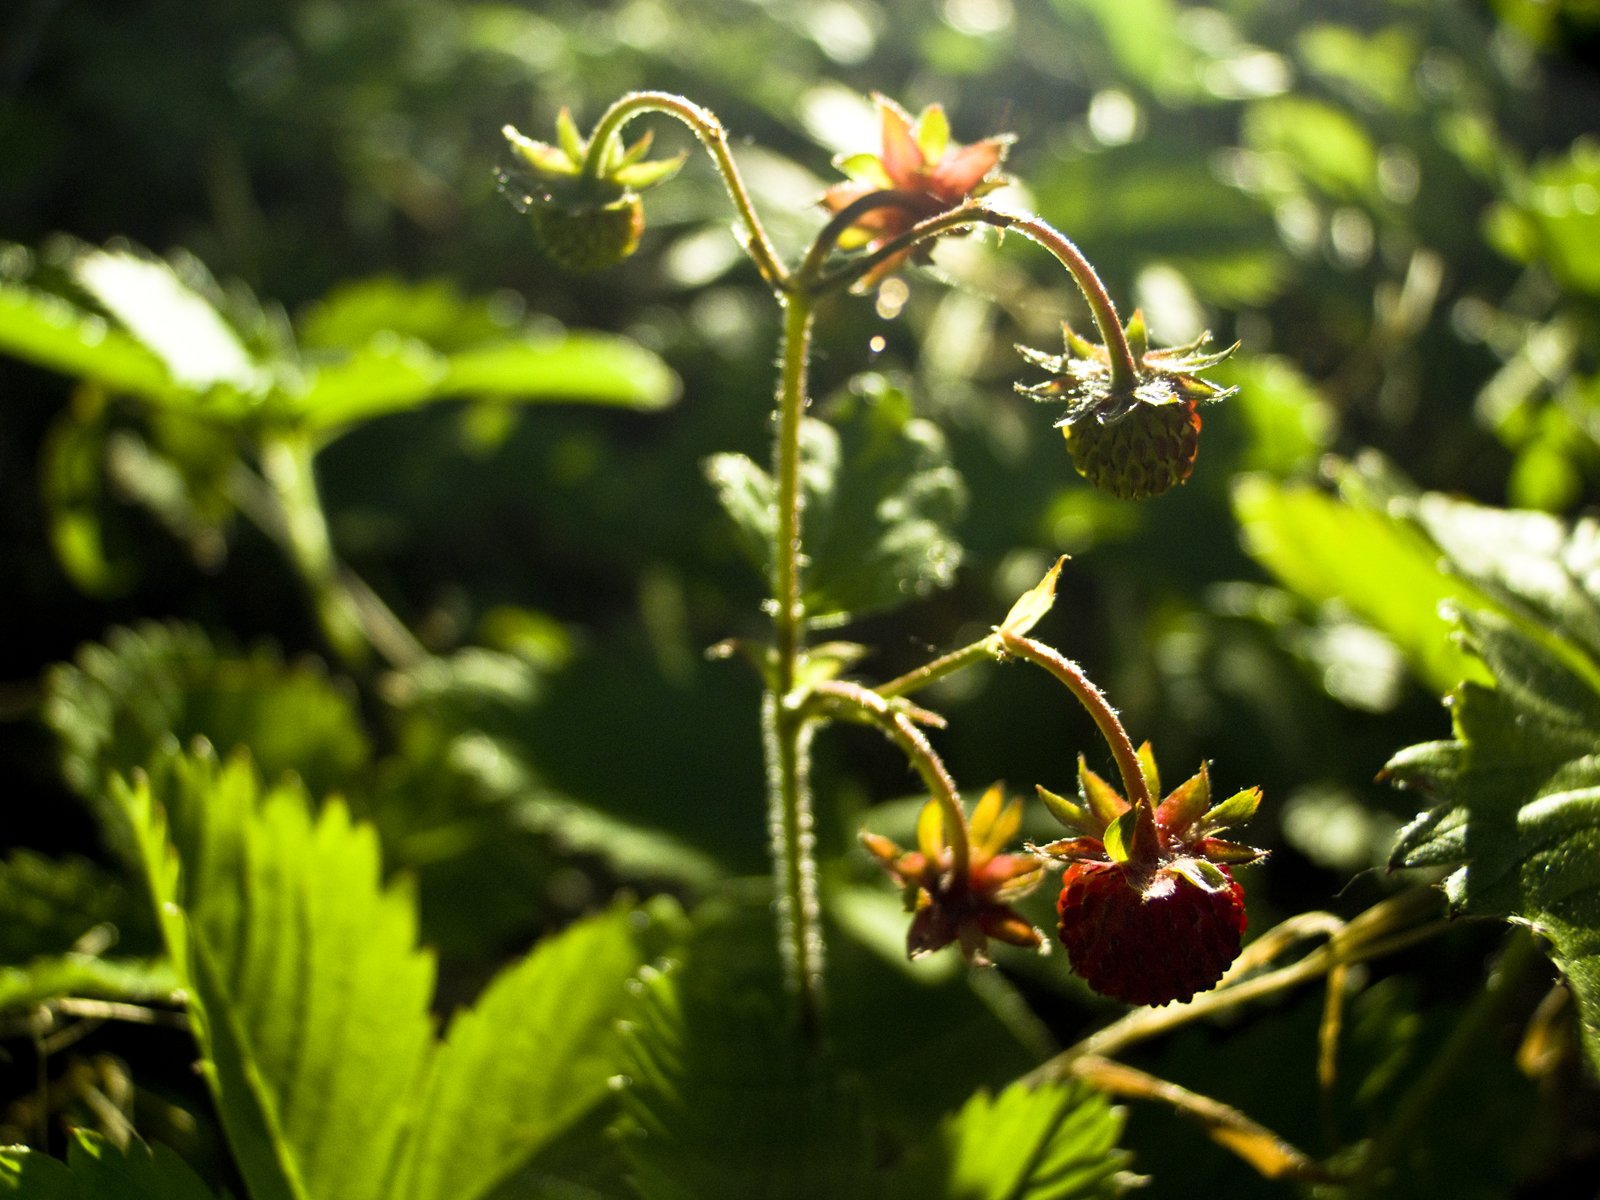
[500,89,1242,1033]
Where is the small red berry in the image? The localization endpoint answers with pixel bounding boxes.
[1056,859,1247,1006]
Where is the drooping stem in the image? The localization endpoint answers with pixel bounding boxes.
[813,202,1141,393]
[766,291,825,1035]
[998,629,1152,813]
[811,679,970,879]
[584,90,789,291]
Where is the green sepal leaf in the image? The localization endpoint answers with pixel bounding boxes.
[1101,810,1138,864]
[1154,765,1210,833]
[1036,783,1094,835]
[1198,786,1263,835]
[883,1077,1133,1200]
[1134,742,1160,799]
[1000,556,1067,637]
[1077,758,1130,830]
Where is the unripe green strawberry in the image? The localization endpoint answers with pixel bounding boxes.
[1062,397,1201,500]
[1056,858,1246,1006]
[502,109,683,272]
[529,195,645,273]
[1017,312,1236,501]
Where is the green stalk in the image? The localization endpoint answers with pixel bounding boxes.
[766,292,825,1036]
[585,90,788,291]
[258,433,370,670]
[998,629,1152,814]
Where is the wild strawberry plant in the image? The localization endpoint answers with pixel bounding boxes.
[2,49,1599,1200]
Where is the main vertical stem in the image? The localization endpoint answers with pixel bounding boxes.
[767,292,824,1038]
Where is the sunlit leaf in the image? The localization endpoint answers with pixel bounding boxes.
[884,1077,1133,1199]
[117,747,436,1200]
[44,622,370,820]
[0,281,173,401]
[1233,471,1492,695]
[391,902,654,1200]
[614,903,872,1200]
[1384,501,1600,1070]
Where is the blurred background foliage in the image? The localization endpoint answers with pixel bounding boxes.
[4,0,1600,1194]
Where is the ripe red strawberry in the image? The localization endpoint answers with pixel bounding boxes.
[1056,858,1246,1006]
[1034,747,1264,1006]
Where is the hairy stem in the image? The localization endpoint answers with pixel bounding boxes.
[814,203,1140,392]
[998,629,1151,813]
[766,292,825,1036]
[585,90,788,291]
[812,680,970,878]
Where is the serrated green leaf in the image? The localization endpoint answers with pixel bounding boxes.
[44,622,370,817]
[614,903,873,1200]
[1233,472,1492,695]
[884,1077,1132,1199]
[392,902,649,1200]
[72,249,262,394]
[117,747,436,1200]
[707,379,965,623]
[1387,579,1600,1070]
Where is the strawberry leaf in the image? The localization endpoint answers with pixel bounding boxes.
[1385,501,1600,1072]
[883,1077,1133,1199]
[0,1131,220,1199]
[116,746,436,1200]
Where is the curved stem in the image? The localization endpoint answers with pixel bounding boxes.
[814,203,1140,392]
[874,637,995,702]
[796,188,935,287]
[812,680,970,879]
[998,629,1151,813]
[585,90,789,291]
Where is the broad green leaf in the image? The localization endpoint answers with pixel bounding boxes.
[1233,472,1491,695]
[45,622,370,815]
[64,1131,220,1200]
[0,1146,77,1199]
[118,747,436,1200]
[285,336,446,433]
[1485,138,1600,295]
[71,249,262,394]
[1384,503,1600,1070]
[706,375,966,625]
[0,281,174,401]
[0,1132,220,1199]
[392,902,651,1200]
[614,903,873,1200]
[884,1078,1132,1199]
